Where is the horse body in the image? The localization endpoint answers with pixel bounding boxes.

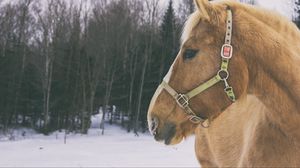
[147,0,300,166]
[195,95,300,167]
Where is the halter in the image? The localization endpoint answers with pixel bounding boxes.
[159,9,236,126]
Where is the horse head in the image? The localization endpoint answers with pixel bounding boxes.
[147,0,249,145]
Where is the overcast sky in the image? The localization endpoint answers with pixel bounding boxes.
[2,0,294,20]
[257,0,294,19]
[160,0,294,19]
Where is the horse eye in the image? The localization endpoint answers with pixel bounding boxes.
[183,49,199,60]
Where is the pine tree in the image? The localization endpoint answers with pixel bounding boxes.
[159,0,178,81]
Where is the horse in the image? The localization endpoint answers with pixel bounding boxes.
[147,0,300,167]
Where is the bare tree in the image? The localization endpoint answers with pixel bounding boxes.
[240,0,256,5]
[0,0,185,134]
[13,0,34,125]
[0,3,18,130]
[34,0,69,133]
[178,0,194,23]
[134,0,160,135]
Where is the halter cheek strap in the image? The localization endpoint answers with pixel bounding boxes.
[159,9,236,125]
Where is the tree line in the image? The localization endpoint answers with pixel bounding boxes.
[0,0,195,135]
[0,0,297,135]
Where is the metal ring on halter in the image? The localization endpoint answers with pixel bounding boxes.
[201,120,210,128]
[176,94,189,108]
[224,86,233,92]
[189,115,203,124]
[217,69,229,80]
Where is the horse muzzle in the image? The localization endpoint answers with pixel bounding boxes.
[149,117,176,145]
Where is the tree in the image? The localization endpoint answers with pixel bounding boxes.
[0,0,36,131]
[159,0,178,82]
[240,0,256,5]
[0,3,20,131]
[34,0,71,133]
[13,0,34,126]
[295,0,300,28]
[133,0,160,135]
[178,0,194,23]
[0,0,185,135]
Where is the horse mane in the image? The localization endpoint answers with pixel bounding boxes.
[181,11,202,44]
[181,0,300,46]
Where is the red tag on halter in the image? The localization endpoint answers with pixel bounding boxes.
[221,44,233,59]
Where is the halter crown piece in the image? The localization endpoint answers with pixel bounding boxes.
[159,9,236,127]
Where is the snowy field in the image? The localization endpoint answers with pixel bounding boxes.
[0,124,199,167]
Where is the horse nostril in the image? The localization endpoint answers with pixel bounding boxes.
[150,117,159,135]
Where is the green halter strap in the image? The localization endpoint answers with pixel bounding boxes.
[159,9,236,125]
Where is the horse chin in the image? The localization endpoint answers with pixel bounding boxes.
[156,125,184,145]
[166,134,184,145]
[165,125,196,145]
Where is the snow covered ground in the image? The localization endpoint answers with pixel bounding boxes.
[0,124,199,167]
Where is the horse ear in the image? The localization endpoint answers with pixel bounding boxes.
[194,0,213,21]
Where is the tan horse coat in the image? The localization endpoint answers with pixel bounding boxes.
[147,0,300,167]
[195,96,300,167]
[191,1,300,167]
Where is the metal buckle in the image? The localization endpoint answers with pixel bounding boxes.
[224,86,236,102]
[221,44,233,59]
[224,86,233,93]
[176,94,189,108]
[189,115,202,124]
[217,69,229,80]
[201,120,210,128]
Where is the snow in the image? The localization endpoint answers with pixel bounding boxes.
[0,122,199,167]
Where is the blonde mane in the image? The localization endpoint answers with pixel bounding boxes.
[181,11,201,44]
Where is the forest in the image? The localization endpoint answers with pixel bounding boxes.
[0,0,299,135]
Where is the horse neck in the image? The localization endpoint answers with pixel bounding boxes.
[236,14,300,138]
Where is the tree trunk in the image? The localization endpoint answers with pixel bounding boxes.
[134,52,149,135]
[127,50,138,132]
[101,68,116,135]
[81,73,89,134]
[13,0,32,125]
[43,46,53,134]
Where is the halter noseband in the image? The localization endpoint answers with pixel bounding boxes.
[159,9,236,126]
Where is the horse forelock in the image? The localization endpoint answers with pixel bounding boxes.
[181,11,201,45]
